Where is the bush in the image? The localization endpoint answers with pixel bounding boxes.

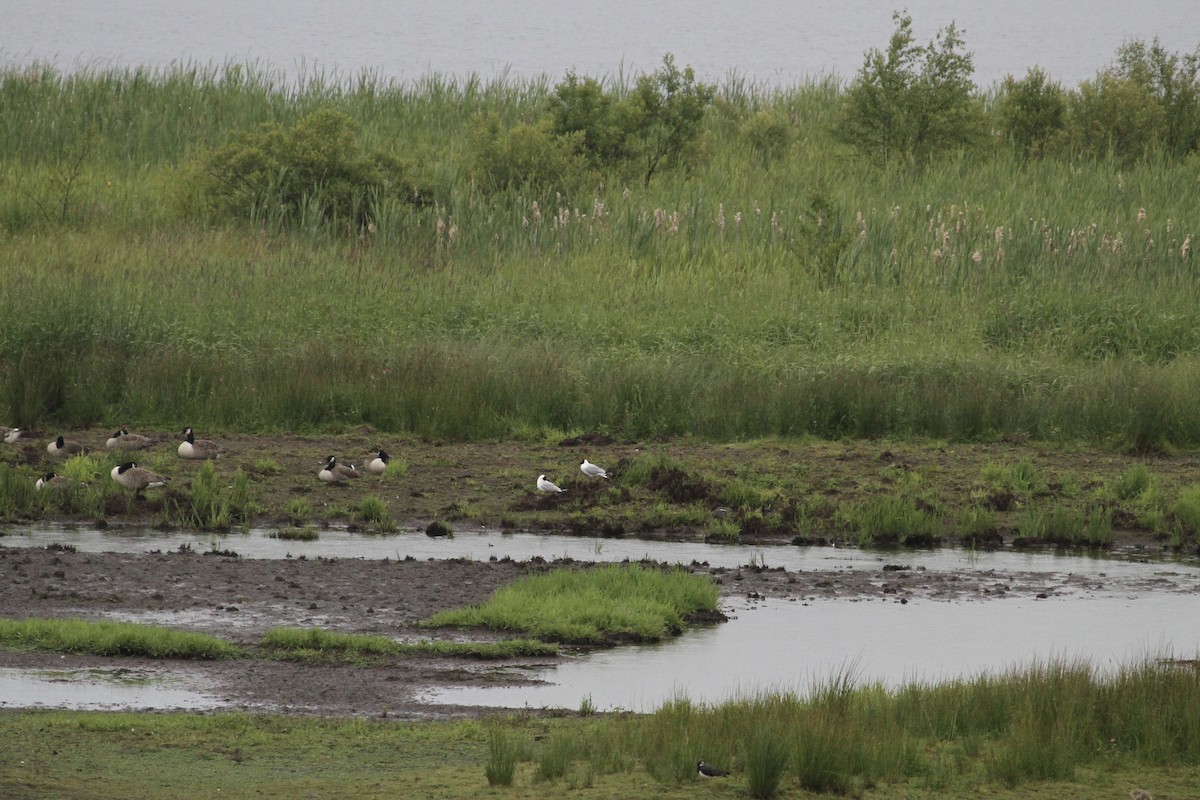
[1069,74,1167,161]
[548,72,629,172]
[741,109,794,165]
[836,12,985,162]
[997,67,1068,157]
[189,107,426,227]
[1111,38,1200,155]
[469,113,587,193]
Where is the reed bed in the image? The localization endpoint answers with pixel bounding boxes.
[1,63,1198,446]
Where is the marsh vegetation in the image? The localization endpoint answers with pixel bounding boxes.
[1,23,1198,450]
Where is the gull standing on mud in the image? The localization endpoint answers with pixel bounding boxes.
[579,458,610,479]
[537,474,565,493]
[4,427,36,444]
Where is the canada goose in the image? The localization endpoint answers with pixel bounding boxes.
[106,429,155,450]
[696,761,729,778]
[319,455,361,483]
[536,474,565,493]
[580,458,610,479]
[36,471,78,490]
[111,462,168,493]
[47,435,85,457]
[178,427,220,459]
[366,449,390,475]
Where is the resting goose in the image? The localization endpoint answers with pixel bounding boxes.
[178,427,221,459]
[106,429,155,450]
[366,449,390,475]
[319,455,361,483]
[47,435,85,457]
[111,462,169,493]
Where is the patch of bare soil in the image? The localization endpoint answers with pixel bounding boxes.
[2,544,1195,718]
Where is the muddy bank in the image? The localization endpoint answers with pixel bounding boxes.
[2,544,1196,718]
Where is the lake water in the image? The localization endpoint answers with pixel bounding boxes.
[4,1,1198,88]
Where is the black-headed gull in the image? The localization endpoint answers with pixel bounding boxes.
[537,474,565,493]
[580,459,610,479]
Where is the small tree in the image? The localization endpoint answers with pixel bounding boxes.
[624,54,716,186]
[997,67,1068,157]
[1112,38,1200,155]
[836,12,985,162]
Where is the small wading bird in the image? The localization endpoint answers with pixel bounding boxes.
[579,458,610,479]
[696,761,729,779]
[47,435,85,457]
[111,462,168,494]
[178,427,220,459]
[106,428,154,450]
[319,455,361,483]
[537,474,565,494]
[366,449,390,475]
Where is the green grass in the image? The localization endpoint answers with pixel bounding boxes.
[0,618,240,659]
[0,657,1198,798]
[425,564,720,643]
[1,63,1199,448]
[259,626,557,661]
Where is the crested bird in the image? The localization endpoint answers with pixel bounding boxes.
[47,435,85,457]
[106,428,155,450]
[537,474,565,493]
[111,462,168,493]
[366,449,390,475]
[319,455,361,483]
[696,761,729,778]
[178,427,221,459]
[580,458,610,479]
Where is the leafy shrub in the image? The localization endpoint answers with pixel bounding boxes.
[1111,38,1200,155]
[836,12,985,162]
[548,72,629,171]
[997,67,1068,156]
[470,113,586,193]
[1069,74,1167,161]
[741,109,794,164]
[189,107,426,226]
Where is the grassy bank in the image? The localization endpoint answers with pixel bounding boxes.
[1,62,1199,447]
[2,659,1198,799]
[425,563,720,643]
[3,436,1200,552]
